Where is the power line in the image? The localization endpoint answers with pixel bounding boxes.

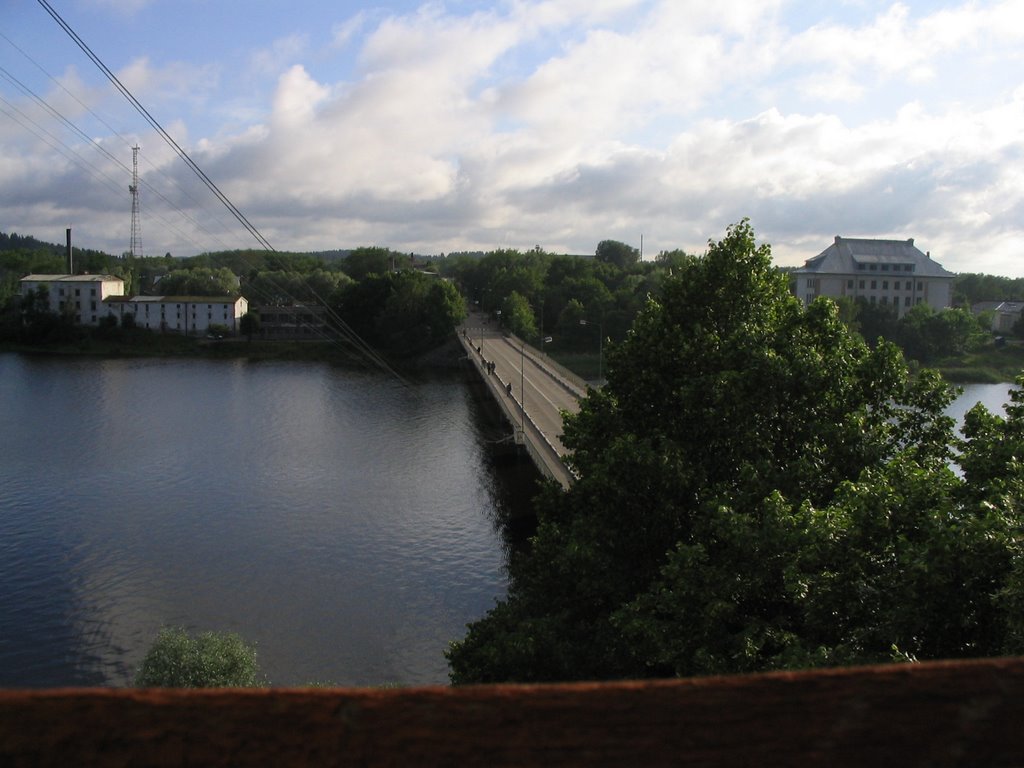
[0,30,244,252]
[24,2,411,384]
[36,0,276,253]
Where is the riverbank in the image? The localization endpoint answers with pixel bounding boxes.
[0,328,467,371]
[931,343,1024,384]
[5,330,1022,383]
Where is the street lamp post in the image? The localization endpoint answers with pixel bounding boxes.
[520,337,526,439]
[579,317,604,381]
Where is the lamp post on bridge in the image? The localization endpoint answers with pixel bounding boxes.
[520,337,526,441]
[579,317,604,382]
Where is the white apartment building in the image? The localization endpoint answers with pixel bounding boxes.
[792,237,954,318]
[19,274,126,325]
[103,295,248,335]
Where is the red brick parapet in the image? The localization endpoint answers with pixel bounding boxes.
[2,657,1023,766]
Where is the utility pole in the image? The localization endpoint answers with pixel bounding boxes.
[520,338,526,440]
[129,145,141,259]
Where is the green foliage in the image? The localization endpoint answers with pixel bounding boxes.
[500,290,537,340]
[343,247,406,281]
[244,269,351,305]
[954,273,1024,305]
[157,267,239,297]
[16,286,79,344]
[134,628,262,688]
[334,271,465,357]
[447,220,1024,684]
[897,304,987,362]
[595,239,640,269]
[239,311,261,340]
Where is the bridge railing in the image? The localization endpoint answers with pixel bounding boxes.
[505,332,589,397]
[458,331,574,487]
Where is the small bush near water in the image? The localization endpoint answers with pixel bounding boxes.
[134,628,262,688]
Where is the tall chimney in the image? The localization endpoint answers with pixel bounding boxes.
[66,228,73,274]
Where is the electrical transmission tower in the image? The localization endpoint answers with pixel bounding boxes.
[128,144,141,258]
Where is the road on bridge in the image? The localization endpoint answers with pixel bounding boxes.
[464,313,583,459]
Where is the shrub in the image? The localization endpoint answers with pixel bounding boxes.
[134,628,262,688]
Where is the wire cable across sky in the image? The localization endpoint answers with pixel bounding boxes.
[36,0,277,254]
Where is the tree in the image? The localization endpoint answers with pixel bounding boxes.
[897,305,987,363]
[595,240,639,269]
[239,311,261,341]
[158,267,239,296]
[343,247,403,281]
[374,272,466,356]
[334,271,465,357]
[447,220,1024,684]
[500,291,537,340]
[134,628,262,687]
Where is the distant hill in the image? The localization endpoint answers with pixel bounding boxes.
[0,231,67,257]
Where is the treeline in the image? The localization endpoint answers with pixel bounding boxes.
[439,241,690,356]
[954,273,1024,304]
[835,298,996,365]
[0,236,466,357]
[3,230,1020,363]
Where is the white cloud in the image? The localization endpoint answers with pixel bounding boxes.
[4,0,1024,275]
[250,35,310,76]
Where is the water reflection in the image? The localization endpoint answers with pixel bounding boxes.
[0,354,531,688]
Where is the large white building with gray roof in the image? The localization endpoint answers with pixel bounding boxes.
[792,236,955,318]
[19,273,126,325]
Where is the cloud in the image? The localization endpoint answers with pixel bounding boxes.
[83,0,152,12]
[4,0,1023,276]
[250,35,310,76]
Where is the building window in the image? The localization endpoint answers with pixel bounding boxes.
[917,282,924,290]
[859,280,865,289]
[846,279,854,289]
[904,296,911,307]
[881,264,889,271]
[881,296,888,305]
[857,263,866,271]
[870,296,877,304]
[90,301,96,310]
[58,288,65,296]
[905,281,912,290]
[869,264,877,271]
[90,288,96,296]
[75,289,80,297]
[882,281,888,290]
[916,297,923,305]
[871,280,877,290]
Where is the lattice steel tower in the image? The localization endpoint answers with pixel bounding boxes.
[128,144,141,258]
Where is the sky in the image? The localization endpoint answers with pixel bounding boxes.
[2,0,1023,275]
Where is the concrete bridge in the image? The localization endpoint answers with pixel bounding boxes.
[459,313,586,488]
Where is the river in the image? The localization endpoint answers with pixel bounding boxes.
[0,353,539,688]
[0,355,1016,688]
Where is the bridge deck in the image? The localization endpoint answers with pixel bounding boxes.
[459,314,581,488]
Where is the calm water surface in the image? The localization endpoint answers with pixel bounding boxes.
[0,353,535,688]
[0,356,1016,688]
